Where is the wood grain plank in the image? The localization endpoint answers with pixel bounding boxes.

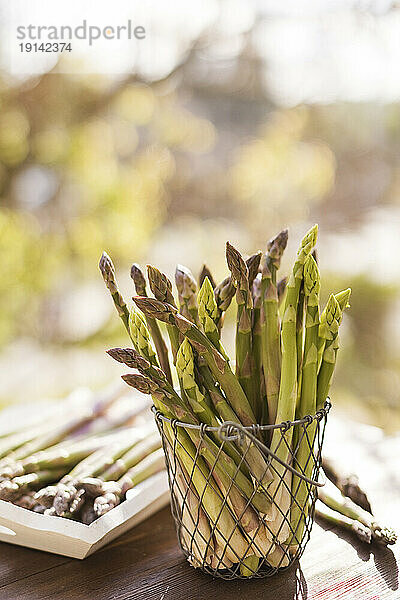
[0,418,398,600]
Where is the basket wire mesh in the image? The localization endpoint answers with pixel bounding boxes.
[154,400,331,579]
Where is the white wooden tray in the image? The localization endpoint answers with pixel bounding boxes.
[0,470,169,559]
[0,397,170,558]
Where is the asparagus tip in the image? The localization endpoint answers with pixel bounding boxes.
[130,263,147,295]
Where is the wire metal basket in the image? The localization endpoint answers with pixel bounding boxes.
[154,400,331,579]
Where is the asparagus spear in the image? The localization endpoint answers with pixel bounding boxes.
[198,277,223,350]
[318,478,397,546]
[317,289,350,374]
[214,275,236,330]
[99,252,130,335]
[147,265,180,361]
[316,294,343,409]
[176,339,219,428]
[260,229,288,425]
[246,252,262,288]
[129,308,158,365]
[251,274,263,414]
[131,263,172,384]
[315,500,371,544]
[226,242,257,415]
[268,225,318,541]
[274,225,318,425]
[92,448,166,517]
[290,254,320,547]
[0,423,59,462]
[316,286,351,386]
[175,265,199,324]
[214,251,261,332]
[1,430,135,479]
[277,277,287,305]
[175,468,215,568]
[335,288,352,312]
[199,265,216,289]
[96,432,161,482]
[164,433,250,564]
[296,283,305,386]
[322,456,372,513]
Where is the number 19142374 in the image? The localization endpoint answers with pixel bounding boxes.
[19,42,72,52]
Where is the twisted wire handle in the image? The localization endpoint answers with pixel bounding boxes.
[217,420,326,488]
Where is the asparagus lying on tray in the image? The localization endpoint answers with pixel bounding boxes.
[0,386,164,523]
[100,225,379,574]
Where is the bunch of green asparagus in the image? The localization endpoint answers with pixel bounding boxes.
[99,224,369,574]
[0,386,164,524]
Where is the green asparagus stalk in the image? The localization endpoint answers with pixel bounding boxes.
[198,277,224,350]
[226,242,257,415]
[176,339,219,428]
[179,360,272,490]
[214,275,236,330]
[318,478,397,546]
[109,347,197,424]
[0,384,119,463]
[335,288,352,312]
[1,430,137,479]
[93,448,166,517]
[316,294,343,409]
[315,500,371,544]
[322,456,372,513]
[268,225,318,541]
[164,433,250,564]
[251,274,263,414]
[246,252,262,288]
[290,254,320,547]
[199,265,216,289]
[212,467,272,554]
[277,277,287,305]
[175,265,199,324]
[175,468,214,568]
[100,432,161,481]
[317,289,350,374]
[0,423,58,462]
[99,252,130,335]
[130,263,147,296]
[260,230,288,425]
[129,308,158,365]
[131,263,172,384]
[147,265,180,361]
[316,286,351,387]
[296,283,305,385]
[274,225,318,426]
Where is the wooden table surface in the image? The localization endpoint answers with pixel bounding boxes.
[0,417,399,600]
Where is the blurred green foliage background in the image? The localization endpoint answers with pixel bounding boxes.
[1,3,400,432]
